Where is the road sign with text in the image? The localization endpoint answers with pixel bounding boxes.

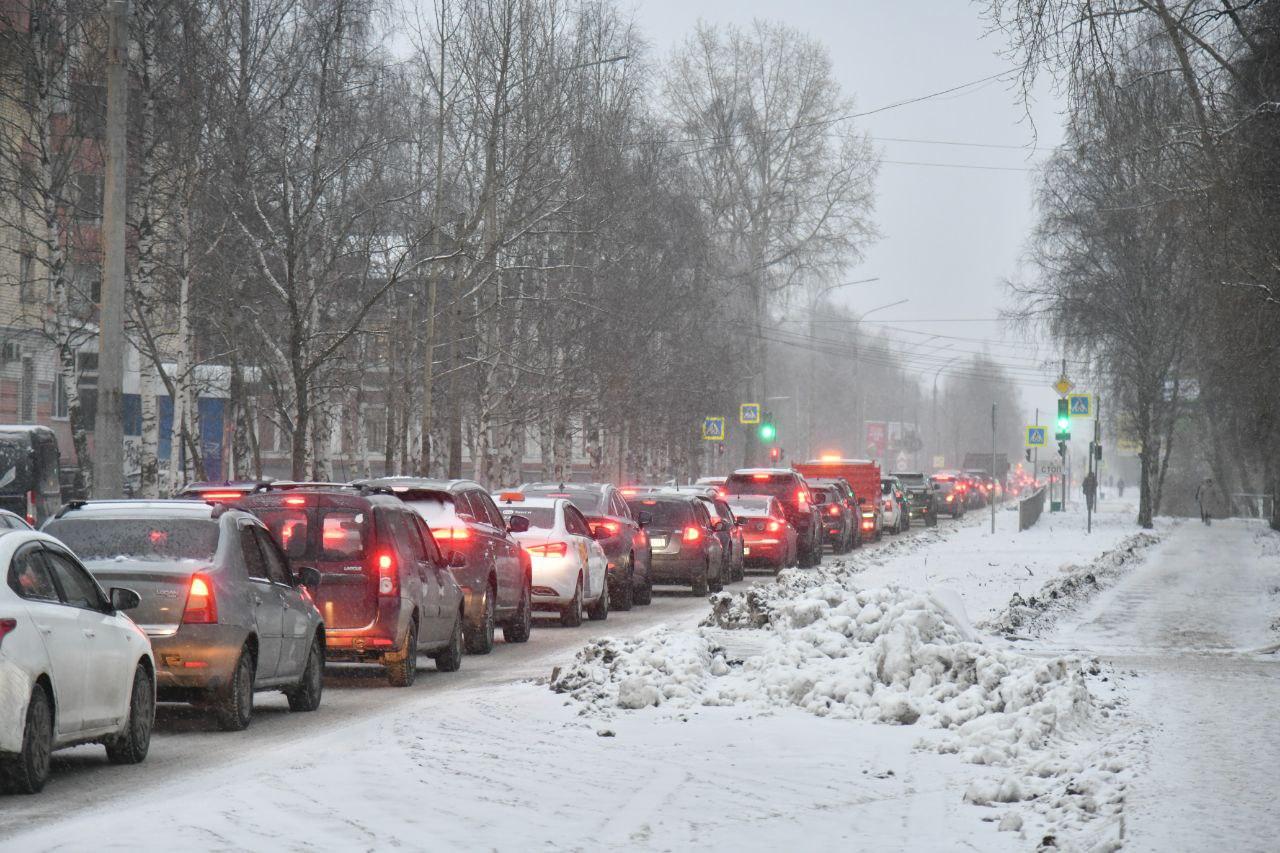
[702,416,725,440]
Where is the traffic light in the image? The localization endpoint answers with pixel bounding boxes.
[758,411,776,443]
[768,446,784,463]
[1055,398,1071,440]
[1025,448,1032,463]
[1057,441,1067,456]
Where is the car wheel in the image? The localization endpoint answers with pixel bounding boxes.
[926,511,937,528]
[434,609,464,673]
[387,618,419,687]
[709,559,724,593]
[214,646,255,732]
[613,556,635,612]
[587,577,610,621]
[633,566,653,605]
[465,583,497,654]
[561,574,584,627]
[692,561,709,596]
[287,634,324,711]
[107,663,155,764]
[502,578,533,643]
[2,684,53,793]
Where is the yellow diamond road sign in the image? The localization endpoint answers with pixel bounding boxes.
[1054,377,1073,396]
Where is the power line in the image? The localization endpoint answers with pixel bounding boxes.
[880,159,1037,173]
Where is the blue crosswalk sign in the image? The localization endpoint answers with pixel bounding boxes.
[1025,426,1046,448]
[702,416,725,440]
[1068,394,1092,417]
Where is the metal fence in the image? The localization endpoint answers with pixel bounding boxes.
[1019,486,1047,532]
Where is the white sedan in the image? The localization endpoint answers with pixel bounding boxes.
[0,529,156,793]
[494,495,608,627]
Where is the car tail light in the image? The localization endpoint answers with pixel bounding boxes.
[620,488,638,497]
[682,526,702,544]
[201,491,244,502]
[883,500,893,511]
[751,473,770,481]
[526,542,568,557]
[284,496,307,506]
[796,489,807,506]
[25,490,36,525]
[861,519,875,530]
[0,618,16,648]
[591,520,620,537]
[827,505,840,517]
[767,520,782,533]
[375,551,398,596]
[434,527,471,542]
[182,574,218,624]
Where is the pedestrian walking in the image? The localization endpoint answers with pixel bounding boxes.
[1082,471,1098,512]
[1194,477,1220,525]
[1117,478,1126,498]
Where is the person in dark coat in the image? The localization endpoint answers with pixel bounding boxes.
[1082,471,1098,512]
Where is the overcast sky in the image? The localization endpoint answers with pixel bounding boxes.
[632,0,1071,421]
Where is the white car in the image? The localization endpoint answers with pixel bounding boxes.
[0,529,156,793]
[493,495,608,627]
[879,478,906,534]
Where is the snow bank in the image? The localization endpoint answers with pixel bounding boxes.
[553,554,1130,848]
[983,530,1162,636]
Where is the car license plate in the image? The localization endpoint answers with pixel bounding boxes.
[743,547,751,556]
[651,536,668,549]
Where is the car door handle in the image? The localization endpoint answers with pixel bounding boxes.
[82,629,96,638]
[40,626,52,635]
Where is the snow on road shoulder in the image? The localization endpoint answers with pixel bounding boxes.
[552,550,1131,849]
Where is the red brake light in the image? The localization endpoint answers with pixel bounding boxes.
[827,505,840,516]
[526,542,568,557]
[201,491,244,502]
[620,488,638,497]
[435,527,471,541]
[25,490,36,525]
[682,526,702,544]
[0,618,16,648]
[767,520,782,533]
[591,521,620,537]
[751,473,770,481]
[182,574,218,624]
[284,496,307,506]
[797,489,807,506]
[375,551,398,596]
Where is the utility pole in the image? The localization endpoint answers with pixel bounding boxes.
[1033,407,1039,483]
[94,0,129,498]
[990,402,997,534]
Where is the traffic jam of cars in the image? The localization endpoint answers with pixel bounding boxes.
[0,454,1002,794]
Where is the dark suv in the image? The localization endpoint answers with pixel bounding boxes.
[625,494,724,595]
[811,483,856,553]
[241,487,466,685]
[518,483,652,610]
[893,472,939,527]
[358,478,531,655]
[807,477,862,550]
[724,469,823,567]
[0,425,63,526]
[43,500,327,729]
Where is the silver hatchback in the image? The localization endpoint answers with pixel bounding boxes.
[42,500,325,731]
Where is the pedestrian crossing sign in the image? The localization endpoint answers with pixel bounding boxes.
[1025,426,1046,448]
[1069,394,1092,418]
[739,403,760,425]
[702,416,726,441]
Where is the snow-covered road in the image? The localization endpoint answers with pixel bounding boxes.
[1052,518,1280,853]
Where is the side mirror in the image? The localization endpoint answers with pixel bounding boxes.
[636,510,652,527]
[109,587,141,612]
[297,566,321,593]
[735,517,747,526]
[507,514,530,534]
[447,550,468,569]
[712,520,728,533]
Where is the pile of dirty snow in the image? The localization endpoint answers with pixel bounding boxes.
[983,530,1162,636]
[556,585,1090,760]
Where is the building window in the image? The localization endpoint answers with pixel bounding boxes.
[18,251,36,304]
[54,373,69,419]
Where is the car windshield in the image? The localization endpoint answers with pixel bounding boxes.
[0,438,30,495]
[499,506,555,529]
[896,474,927,486]
[44,517,220,562]
[524,488,604,515]
[254,507,366,560]
[626,499,693,528]
[728,497,771,515]
[725,474,797,502]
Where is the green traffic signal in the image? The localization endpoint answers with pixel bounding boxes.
[758,421,777,443]
[1055,398,1071,440]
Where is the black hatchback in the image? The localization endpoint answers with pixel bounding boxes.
[625,494,724,595]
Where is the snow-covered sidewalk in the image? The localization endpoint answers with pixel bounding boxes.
[1051,518,1280,852]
